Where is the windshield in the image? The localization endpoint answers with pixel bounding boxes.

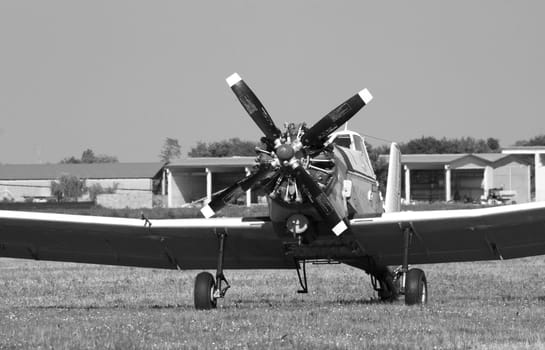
[332,135,351,148]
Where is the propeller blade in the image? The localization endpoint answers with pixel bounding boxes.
[302,89,373,147]
[292,165,348,236]
[256,172,282,197]
[201,166,272,218]
[226,73,281,143]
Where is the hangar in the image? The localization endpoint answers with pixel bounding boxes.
[502,146,545,202]
[165,157,256,208]
[163,152,534,208]
[0,163,164,208]
[401,153,531,204]
[0,150,538,209]
[0,160,258,209]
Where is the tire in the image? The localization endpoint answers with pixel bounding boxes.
[404,268,427,305]
[194,272,217,310]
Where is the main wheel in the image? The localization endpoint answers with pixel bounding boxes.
[194,272,217,310]
[404,268,427,305]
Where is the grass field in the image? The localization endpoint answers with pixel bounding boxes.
[2,256,545,349]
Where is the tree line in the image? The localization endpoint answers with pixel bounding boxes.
[61,149,118,164]
[159,134,545,162]
[64,134,545,165]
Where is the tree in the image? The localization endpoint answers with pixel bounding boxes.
[514,135,545,146]
[366,143,390,194]
[87,183,119,202]
[486,137,500,152]
[50,174,86,202]
[401,136,445,154]
[188,138,260,157]
[61,149,118,164]
[81,149,96,163]
[159,138,182,162]
[60,156,80,164]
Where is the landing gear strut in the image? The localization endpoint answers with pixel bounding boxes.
[194,230,230,310]
[396,224,428,305]
[370,267,397,302]
[295,259,308,294]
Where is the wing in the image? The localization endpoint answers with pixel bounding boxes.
[350,202,545,266]
[0,210,293,270]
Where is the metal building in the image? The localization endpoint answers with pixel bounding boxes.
[502,146,545,202]
[165,157,256,207]
[0,163,164,208]
[401,153,531,204]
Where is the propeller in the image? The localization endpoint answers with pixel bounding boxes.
[201,165,272,219]
[200,72,372,236]
[302,89,373,148]
[292,164,348,236]
[227,73,282,148]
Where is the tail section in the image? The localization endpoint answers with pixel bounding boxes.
[384,142,402,213]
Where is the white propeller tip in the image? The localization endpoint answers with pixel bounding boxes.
[358,88,373,104]
[332,221,348,236]
[201,205,215,219]
[226,73,242,87]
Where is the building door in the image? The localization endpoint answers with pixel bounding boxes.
[410,169,445,202]
[452,169,484,203]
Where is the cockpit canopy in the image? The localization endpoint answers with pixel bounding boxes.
[328,130,376,178]
[329,131,366,152]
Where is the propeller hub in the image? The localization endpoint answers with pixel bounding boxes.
[276,144,295,162]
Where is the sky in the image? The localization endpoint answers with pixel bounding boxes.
[1,1,544,164]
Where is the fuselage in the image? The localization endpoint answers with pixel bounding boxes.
[268,130,383,235]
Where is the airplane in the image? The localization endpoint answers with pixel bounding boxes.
[1,73,545,310]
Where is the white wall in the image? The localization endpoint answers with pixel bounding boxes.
[0,178,153,203]
[493,163,531,203]
[86,178,152,191]
[96,192,153,209]
[536,154,545,201]
[0,180,51,201]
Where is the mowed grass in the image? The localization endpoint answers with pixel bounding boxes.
[2,257,545,349]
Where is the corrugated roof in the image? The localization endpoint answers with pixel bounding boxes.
[0,163,165,180]
[380,153,517,165]
[401,154,465,164]
[167,157,256,168]
[471,153,510,162]
[503,146,545,151]
[503,146,545,155]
